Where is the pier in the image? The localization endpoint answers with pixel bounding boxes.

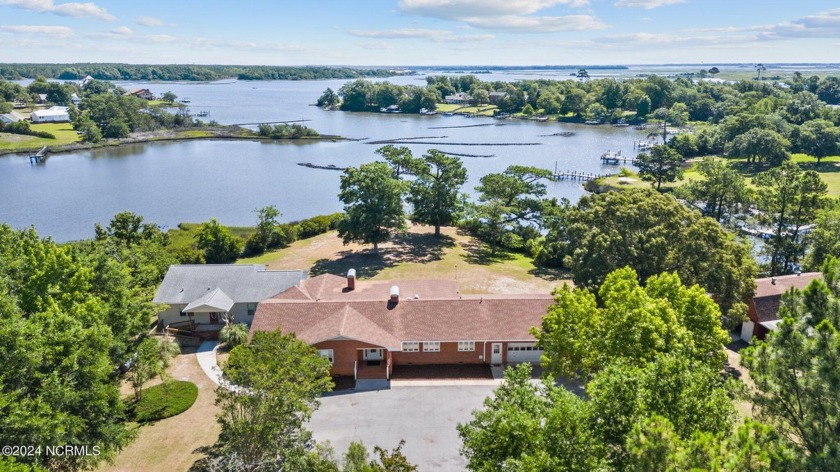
[552,170,606,182]
[230,119,312,126]
[29,146,48,164]
[297,162,346,171]
[600,150,637,164]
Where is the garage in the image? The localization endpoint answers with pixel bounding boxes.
[506,343,543,363]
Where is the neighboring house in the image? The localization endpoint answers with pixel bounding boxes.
[153,264,307,338]
[125,88,155,100]
[250,270,554,380]
[36,94,48,104]
[740,272,822,343]
[0,111,26,124]
[30,106,70,123]
[444,92,472,104]
[81,75,94,86]
[70,93,81,106]
[488,91,509,104]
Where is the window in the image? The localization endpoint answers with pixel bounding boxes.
[458,341,475,352]
[423,341,440,352]
[247,303,257,317]
[318,349,334,364]
[402,341,420,352]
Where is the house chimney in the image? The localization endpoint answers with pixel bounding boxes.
[347,268,356,291]
[771,277,777,285]
[390,285,400,303]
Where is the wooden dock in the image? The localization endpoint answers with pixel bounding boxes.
[29,146,48,164]
[600,151,637,164]
[552,170,606,182]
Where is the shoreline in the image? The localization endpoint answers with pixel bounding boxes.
[0,127,346,157]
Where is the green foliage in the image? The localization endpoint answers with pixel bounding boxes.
[805,203,840,270]
[209,331,334,470]
[317,87,341,108]
[161,91,177,104]
[796,119,840,164]
[130,380,198,423]
[727,128,790,166]
[243,205,290,256]
[678,157,751,225]
[740,271,840,469]
[635,145,684,190]
[338,162,408,253]
[195,218,243,263]
[128,337,168,401]
[376,145,424,178]
[541,189,757,315]
[472,165,553,254]
[753,161,828,275]
[1,119,56,139]
[538,268,730,378]
[408,150,469,237]
[0,225,136,471]
[0,64,398,81]
[219,323,249,348]
[458,363,607,472]
[257,123,319,138]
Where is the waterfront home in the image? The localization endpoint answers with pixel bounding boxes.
[153,264,307,339]
[250,270,553,380]
[740,272,822,343]
[70,93,81,106]
[444,92,472,104]
[125,88,155,100]
[488,91,509,104]
[0,111,26,124]
[30,106,70,123]
[81,75,94,86]
[36,94,48,104]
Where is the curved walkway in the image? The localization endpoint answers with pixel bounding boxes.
[196,341,223,386]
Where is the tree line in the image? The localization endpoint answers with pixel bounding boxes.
[0,64,403,81]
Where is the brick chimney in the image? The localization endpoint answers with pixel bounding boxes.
[390,285,400,303]
[347,268,356,291]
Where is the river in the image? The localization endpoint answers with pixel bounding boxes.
[0,74,652,241]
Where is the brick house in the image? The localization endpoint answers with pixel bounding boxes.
[740,272,822,343]
[250,271,554,380]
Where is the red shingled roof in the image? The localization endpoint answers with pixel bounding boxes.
[252,275,553,347]
[752,272,822,322]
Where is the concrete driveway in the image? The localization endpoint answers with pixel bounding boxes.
[308,385,497,470]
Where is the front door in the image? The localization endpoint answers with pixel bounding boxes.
[363,348,383,361]
[491,343,503,365]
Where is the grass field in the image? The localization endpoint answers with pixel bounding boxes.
[238,225,570,294]
[0,122,81,151]
[434,103,498,116]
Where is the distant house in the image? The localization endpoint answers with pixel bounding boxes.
[152,264,307,339]
[740,272,823,343]
[250,270,554,380]
[36,94,48,104]
[0,111,26,124]
[444,92,472,104]
[30,106,70,123]
[81,75,94,86]
[70,93,81,106]
[488,91,509,104]
[124,88,155,100]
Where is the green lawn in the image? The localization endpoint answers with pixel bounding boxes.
[434,103,497,116]
[130,380,198,423]
[0,122,81,152]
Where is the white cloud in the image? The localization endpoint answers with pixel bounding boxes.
[466,15,606,33]
[361,41,395,50]
[0,0,115,21]
[398,0,604,33]
[613,0,686,9]
[136,16,171,27]
[0,24,74,37]
[350,28,450,39]
[110,25,132,35]
[755,8,840,40]
[399,0,588,19]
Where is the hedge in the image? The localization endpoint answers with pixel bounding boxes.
[131,380,198,423]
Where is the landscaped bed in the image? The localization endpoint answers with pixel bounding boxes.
[130,380,199,423]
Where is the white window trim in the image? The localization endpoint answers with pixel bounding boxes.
[318,349,334,364]
[423,341,441,352]
[458,341,475,352]
[402,341,420,352]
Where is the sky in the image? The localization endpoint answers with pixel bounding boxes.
[0,0,839,66]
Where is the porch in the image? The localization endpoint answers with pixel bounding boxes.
[354,348,391,380]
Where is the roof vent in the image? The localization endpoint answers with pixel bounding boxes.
[771,277,777,285]
[390,285,400,303]
[347,268,356,291]
[796,271,802,276]
[414,294,420,300]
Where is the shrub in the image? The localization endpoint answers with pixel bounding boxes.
[220,323,249,348]
[131,380,198,423]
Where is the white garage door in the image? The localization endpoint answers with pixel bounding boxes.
[506,343,543,363]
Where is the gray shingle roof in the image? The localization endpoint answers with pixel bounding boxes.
[153,265,307,305]
[184,288,235,313]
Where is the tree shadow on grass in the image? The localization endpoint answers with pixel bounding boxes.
[460,237,516,266]
[528,266,573,283]
[309,232,455,279]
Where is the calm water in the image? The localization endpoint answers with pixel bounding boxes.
[0,76,650,241]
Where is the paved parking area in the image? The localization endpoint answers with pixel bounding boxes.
[308,385,497,470]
